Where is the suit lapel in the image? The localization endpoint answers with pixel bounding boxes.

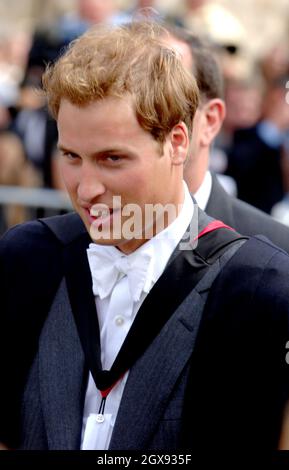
[40,231,96,449]
[63,233,103,374]
[38,278,88,449]
[109,244,223,450]
[38,232,98,449]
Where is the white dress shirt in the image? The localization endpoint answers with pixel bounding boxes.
[81,182,194,450]
[193,170,212,211]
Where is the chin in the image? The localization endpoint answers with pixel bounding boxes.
[90,237,119,245]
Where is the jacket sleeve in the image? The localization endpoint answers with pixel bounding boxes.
[0,221,63,448]
[182,235,289,451]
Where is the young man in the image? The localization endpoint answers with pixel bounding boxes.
[163,28,289,252]
[0,21,289,453]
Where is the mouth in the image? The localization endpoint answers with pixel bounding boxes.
[90,206,111,219]
[85,204,120,229]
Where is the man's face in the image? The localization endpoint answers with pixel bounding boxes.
[57,96,184,253]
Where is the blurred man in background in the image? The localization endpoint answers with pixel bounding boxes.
[163,26,289,251]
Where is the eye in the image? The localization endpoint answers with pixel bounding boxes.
[106,155,122,162]
[101,154,124,164]
[61,151,80,161]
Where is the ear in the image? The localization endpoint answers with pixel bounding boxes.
[200,98,226,147]
[170,121,189,165]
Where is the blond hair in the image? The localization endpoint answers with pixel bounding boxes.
[42,21,199,144]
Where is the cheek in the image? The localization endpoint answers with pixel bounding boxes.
[118,172,153,204]
[116,168,148,190]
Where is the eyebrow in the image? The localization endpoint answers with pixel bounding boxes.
[57,144,75,153]
[57,144,133,156]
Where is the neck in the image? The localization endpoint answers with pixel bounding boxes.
[184,152,208,194]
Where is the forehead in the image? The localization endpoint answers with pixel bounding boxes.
[57,96,156,153]
[58,96,136,132]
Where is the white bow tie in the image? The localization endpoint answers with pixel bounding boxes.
[87,244,153,302]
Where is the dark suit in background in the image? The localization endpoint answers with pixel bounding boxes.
[206,173,289,253]
[225,126,284,214]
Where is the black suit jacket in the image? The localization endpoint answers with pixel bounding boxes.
[1,211,289,454]
[206,173,289,253]
[184,232,289,452]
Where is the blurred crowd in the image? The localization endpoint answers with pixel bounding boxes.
[1,0,289,231]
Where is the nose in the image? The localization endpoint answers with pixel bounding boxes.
[77,162,106,203]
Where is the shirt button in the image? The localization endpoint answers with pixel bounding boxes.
[115,315,125,326]
[96,414,105,423]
